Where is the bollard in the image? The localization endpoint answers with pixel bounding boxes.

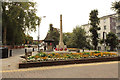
[77,50,79,53]
[89,48,90,51]
[33,48,34,52]
[10,49,12,57]
[83,49,84,52]
[25,49,27,53]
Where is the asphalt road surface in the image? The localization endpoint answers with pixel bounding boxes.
[1,61,119,78]
[8,48,38,56]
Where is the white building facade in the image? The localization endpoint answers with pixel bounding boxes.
[116,14,120,48]
[81,14,118,50]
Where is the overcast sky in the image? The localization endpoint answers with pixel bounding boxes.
[30,0,118,40]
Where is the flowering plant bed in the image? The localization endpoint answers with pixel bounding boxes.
[19,51,119,68]
[21,51,118,63]
[19,56,120,68]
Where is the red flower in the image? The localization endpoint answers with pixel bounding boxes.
[50,43,52,46]
[65,48,67,51]
[60,48,63,51]
[55,48,57,51]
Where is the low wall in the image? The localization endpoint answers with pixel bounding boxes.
[19,56,120,69]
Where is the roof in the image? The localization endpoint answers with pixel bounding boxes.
[44,32,54,42]
[81,13,117,27]
[33,40,44,43]
[81,24,89,26]
[100,13,117,19]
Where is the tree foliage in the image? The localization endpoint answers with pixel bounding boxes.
[112,1,120,19]
[105,32,119,51]
[2,1,40,45]
[63,32,72,45]
[65,26,88,48]
[89,9,100,50]
[24,35,33,44]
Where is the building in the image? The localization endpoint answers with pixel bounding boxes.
[116,14,120,47]
[81,13,118,50]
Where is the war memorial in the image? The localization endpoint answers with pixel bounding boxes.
[18,15,119,68]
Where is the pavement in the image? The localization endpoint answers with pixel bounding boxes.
[1,48,38,71]
[1,61,119,78]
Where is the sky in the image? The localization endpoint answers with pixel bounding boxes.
[30,0,118,40]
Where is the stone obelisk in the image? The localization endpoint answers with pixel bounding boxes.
[59,14,64,47]
[56,14,67,49]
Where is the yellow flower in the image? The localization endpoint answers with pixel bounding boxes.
[35,56,39,59]
[42,57,47,60]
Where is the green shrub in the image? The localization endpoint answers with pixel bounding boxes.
[48,55,52,58]
[94,51,100,53]
[41,53,46,57]
[83,52,90,55]
[52,53,55,56]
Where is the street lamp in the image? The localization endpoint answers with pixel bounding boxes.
[38,16,46,51]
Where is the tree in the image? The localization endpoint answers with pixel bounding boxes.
[2,1,40,45]
[105,32,119,51]
[112,1,120,19]
[63,32,72,45]
[67,26,87,48]
[45,24,60,47]
[89,10,100,50]
[24,35,33,44]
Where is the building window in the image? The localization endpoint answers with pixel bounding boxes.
[115,26,116,30]
[112,19,116,23]
[104,19,106,23]
[117,26,120,30]
[103,32,107,40]
[104,26,106,30]
[117,33,120,37]
[112,19,114,22]
[98,33,101,38]
[112,26,115,29]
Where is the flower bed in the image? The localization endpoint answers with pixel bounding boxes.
[19,56,120,68]
[19,51,119,68]
[21,51,118,63]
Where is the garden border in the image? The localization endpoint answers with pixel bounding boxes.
[19,56,120,68]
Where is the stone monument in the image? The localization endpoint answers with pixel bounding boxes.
[56,14,67,50]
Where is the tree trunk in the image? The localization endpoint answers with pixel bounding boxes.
[110,46,114,51]
[94,45,97,50]
[3,26,7,45]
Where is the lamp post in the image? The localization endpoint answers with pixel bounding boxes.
[38,24,40,51]
[38,16,46,51]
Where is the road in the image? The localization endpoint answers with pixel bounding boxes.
[1,61,119,78]
[9,48,38,56]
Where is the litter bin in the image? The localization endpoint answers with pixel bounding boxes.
[0,47,8,58]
